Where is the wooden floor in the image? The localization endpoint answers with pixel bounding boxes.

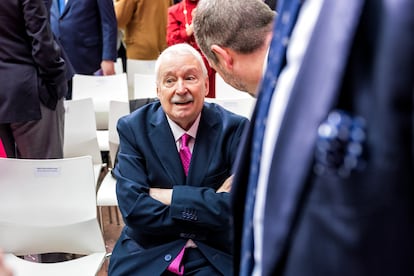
[97,206,124,276]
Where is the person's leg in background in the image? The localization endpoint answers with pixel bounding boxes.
[10,99,65,159]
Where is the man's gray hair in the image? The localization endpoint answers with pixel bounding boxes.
[193,0,275,65]
[155,43,208,83]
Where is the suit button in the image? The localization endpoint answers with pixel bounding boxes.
[164,254,172,262]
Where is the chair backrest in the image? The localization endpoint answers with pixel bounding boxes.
[126,59,156,84]
[126,59,156,99]
[133,73,157,99]
[72,73,128,130]
[63,98,102,166]
[108,101,130,167]
[0,156,105,256]
[205,97,257,119]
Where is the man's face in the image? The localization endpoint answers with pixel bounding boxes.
[211,60,249,93]
[157,53,209,130]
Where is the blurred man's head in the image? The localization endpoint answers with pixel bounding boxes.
[194,0,275,95]
[155,43,209,130]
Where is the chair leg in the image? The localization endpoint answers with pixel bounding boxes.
[98,206,105,233]
[115,206,121,225]
[107,206,113,224]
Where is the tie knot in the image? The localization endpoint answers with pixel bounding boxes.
[181,134,191,147]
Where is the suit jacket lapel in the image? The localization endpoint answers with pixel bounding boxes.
[149,108,186,185]
[261,1,364,274]
[187,106,220,185]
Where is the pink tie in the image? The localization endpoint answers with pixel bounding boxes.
[166,134,192,275]
[0,139,6,158]
[179,134,192,176]
[167,246,186,275]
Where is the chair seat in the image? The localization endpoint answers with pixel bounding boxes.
[96,130,109,152]
[97,172,118,206]
[4,252,106,276]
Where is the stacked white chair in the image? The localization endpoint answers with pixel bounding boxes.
[96,100,130,229]
[63,98,104,187]
[72,73,129,151]
[133,73,157,99]
[126,59,156,99]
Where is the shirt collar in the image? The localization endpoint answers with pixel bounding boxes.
[166,112,201,143]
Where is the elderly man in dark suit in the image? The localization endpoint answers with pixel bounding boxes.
[0,0,67,158]
[108,43,248,275]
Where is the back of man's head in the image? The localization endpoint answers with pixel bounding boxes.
[193,0,275,66]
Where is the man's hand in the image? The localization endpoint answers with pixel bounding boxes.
[216,175,233,193]
[100,60,115,75]
[149,188,173,205]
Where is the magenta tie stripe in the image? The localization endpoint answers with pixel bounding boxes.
[179,134,192,176]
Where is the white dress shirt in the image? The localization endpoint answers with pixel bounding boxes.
[166,113,200,153]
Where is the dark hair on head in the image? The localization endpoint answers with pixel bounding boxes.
[194,0,275,65]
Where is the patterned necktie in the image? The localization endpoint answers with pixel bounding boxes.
[59,0,66,14]
[179,134,192,176]
[240,0,302,275]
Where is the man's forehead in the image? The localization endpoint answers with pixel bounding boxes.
[159,60,202,76]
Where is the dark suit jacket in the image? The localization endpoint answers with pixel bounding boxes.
[232,0,414,275]
[0,0,67,124]
[109,101,248,275]
[50,0,117,74]
[43,0,74,81]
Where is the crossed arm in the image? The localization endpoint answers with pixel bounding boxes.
[150,175,233,205]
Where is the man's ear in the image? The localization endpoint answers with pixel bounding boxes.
[211,44,233,70]
[156,86,161,98]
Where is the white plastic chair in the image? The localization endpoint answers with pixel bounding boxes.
[96,101,129,228]
[205,97,256,119]
[126,59,156,99]
[63,98,104,187]
[0,156,106,276]
[72,73,129,151]
[133,73,157,99]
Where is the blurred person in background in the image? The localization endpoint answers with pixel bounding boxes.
[50,0,118,99]
[115,0,173,60]
[0,0,67,159]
